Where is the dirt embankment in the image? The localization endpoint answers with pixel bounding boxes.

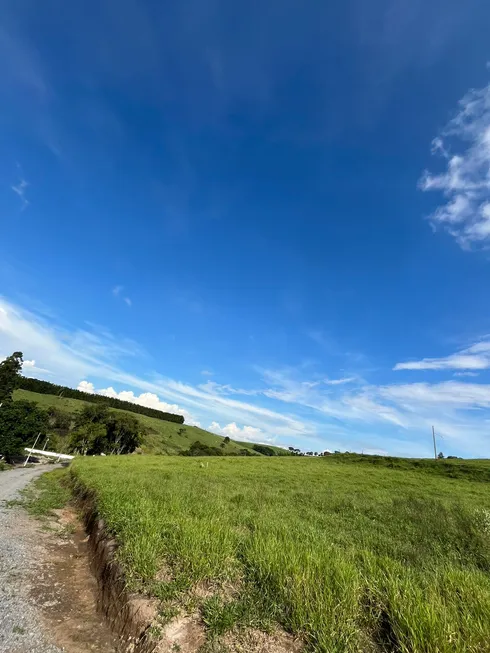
[71,486,159,653]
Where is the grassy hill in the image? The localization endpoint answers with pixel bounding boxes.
[13,389,288,456]
[323,451,490,481]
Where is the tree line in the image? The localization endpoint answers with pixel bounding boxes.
[18,376,184,424]
[179,440,279,457]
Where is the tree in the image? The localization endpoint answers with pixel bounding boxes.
[223,436,230,444]
[0,400,49,463]
[70,408,142,455]
[438,451,445,459]
[74,403,109,428]
[70,422,107,456]
[252,444,275,456]
[180,440,224,456]
[105,413,142,455]
[0,351,23,404]
[46,407,72,435]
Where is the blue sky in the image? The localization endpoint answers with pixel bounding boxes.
[1,0,490,457]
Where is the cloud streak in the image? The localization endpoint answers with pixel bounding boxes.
[11,177,29,210]
[394,338,490,371]
[112,285,132,307]
[3,296,490,456]
[0,297,314,446]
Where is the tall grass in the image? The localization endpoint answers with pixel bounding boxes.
[71,456,490,652]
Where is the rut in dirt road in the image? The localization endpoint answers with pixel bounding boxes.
[0,466,118,653]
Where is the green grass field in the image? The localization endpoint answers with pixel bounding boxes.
[69,455,490,653]
[13,389,288,456]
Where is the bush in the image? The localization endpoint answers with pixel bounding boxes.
[252,444,276,456]
[180,441,224,457]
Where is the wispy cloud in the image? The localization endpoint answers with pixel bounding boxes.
[209,421,274,444]
[324,377,357,385]
[3,295,490,456]
[0,297,315,446]
[112,285,132,307]
[306,329,339,354]
[198,380,259,396]
[394,338,490,371]
[420,78,490,248]
[201,369,214,377]
[11,176,29,210]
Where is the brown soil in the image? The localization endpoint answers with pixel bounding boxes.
[29,507,120,653]
[155,615,206,652]
[219,627,303,653]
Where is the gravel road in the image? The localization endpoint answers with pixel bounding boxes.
[0,466,63,653]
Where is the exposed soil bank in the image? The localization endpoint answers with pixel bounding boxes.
[73,485,159,653]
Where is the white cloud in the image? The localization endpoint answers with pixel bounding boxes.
[394,338,490,371]
[11,177,29,210]
[208,421,274,444]
[199,380,258,396]
[112,286,132,307]
[420,80,490,248]
[5,294,490,456]
[324,377,357,385]
[379,381,490,408]
[77,380,95,394]
[201,369,214,376]
[23,359,35,368]
[0,295,313,443]
[454,371,479,377]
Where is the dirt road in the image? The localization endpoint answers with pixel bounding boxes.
[0,466,118,653]
[0,466,53,503]
[0,466,63,653]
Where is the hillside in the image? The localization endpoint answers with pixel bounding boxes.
[13,389,288,456]
[323,451,490,481]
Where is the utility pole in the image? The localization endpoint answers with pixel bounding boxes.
[432,425,437,460]
[24,432,41,466]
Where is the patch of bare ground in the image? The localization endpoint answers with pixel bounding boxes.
[31,506,120,653]
[191,578,242,603]
[202,627,303,653]
[153,615,206,652]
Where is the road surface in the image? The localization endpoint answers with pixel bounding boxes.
[0,466,63,653]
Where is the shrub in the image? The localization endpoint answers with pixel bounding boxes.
[180,441,224,456]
